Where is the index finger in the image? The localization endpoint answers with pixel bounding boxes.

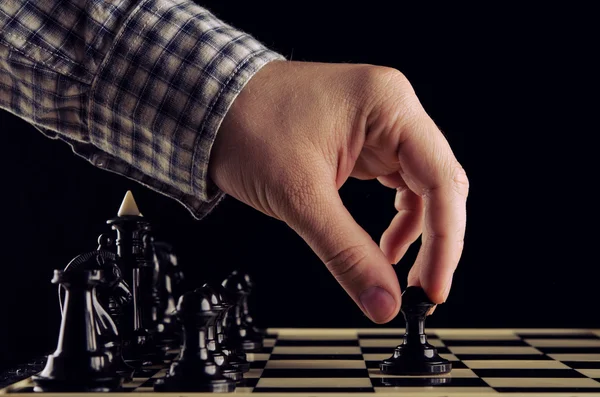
[396,113,469,303]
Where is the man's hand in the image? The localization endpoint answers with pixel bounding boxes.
[208,61,468,324]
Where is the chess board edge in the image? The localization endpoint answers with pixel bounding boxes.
[2,328,600,396]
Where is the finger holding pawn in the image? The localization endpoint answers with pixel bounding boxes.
[379,286,451,375]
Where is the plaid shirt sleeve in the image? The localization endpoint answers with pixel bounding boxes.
[0,0,285,219]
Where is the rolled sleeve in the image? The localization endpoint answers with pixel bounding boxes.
[88,0,284,218]
[1,0,284,219]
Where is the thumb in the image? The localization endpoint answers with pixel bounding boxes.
[283,184,402,324]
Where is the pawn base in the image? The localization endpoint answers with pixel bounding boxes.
[32,374,123,393]
[379,345,452,375]
[222,367,244,382]
[242,339,263,352]
[230,361,250,373]
[381,376,452,386]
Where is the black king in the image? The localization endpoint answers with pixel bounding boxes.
[106,191,163,366]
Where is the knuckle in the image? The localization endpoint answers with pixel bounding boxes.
[364,66,412,90]
[366,67,418,104]
[356,66,423,130]
[451,164,470,198]
[325,244,368,284]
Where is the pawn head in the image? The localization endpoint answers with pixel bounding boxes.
[222,270,251,295]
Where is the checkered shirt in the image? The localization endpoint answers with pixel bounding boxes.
[0,0,284,219]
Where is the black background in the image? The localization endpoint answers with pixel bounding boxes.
[0,2,596,370]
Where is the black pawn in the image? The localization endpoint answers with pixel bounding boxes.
[379,286,451,375]
[197,285,243,382]
[240,272,266,336]
[97,233,113,251]
[215,285,250,373]
[222,271,263,352]
[153,290,235,392]
[147,235,179,352]
[32,270,123,392]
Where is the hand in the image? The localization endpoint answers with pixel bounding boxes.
[208,61,468,323]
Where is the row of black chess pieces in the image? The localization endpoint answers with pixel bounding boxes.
[32,268,264,392]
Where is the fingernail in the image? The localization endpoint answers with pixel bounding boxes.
[442,275,453,302]
[360,286,396,323]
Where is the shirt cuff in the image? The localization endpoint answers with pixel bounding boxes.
[87,0,285,219]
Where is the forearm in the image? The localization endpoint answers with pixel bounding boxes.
[0,0,284,218]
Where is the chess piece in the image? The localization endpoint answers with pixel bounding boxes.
[58,248,126,313]
[59,250,134,381]
[216,284,250,373]
[198,284,244,381]
[93,290,134,382]
[32,270,122,392]
[239,272,266,336]
[153,290,236,392]
[222,271,263,352]
[379,286,452,375]
[95,234,134,331]
[147,235,181,352]
[106,191,162,366]
[151,239,185,299]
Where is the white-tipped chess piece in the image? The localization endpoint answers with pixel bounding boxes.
[117,190,141,216]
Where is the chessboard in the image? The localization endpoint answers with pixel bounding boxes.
[2,328,600,396]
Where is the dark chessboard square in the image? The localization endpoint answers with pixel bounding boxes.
[494,387,600,393]
[250,360,269,369]
[261,368,369,378]
[565,361,600,369]
[473,368,587,378]
[371,376,447,387]
[139,378,159,388]
[516,333,600,339]
[132,368,161,378]
[449,360,469,369]
[358,333,440,340]
[537,347,600,354]
[455,354,553,361]
[239,377,259,388]
[9,386,36,393]
[361,346,451,354]
[0,372,34,389]
[365,360,467,369]
[443,340,529,347]
[259,347,274,354]
[371,376,487,388]
[252,387,375,393]
[265,332,278,338]
[365,360,383,369]
[269,354,364,361]
[275,340,359,347]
